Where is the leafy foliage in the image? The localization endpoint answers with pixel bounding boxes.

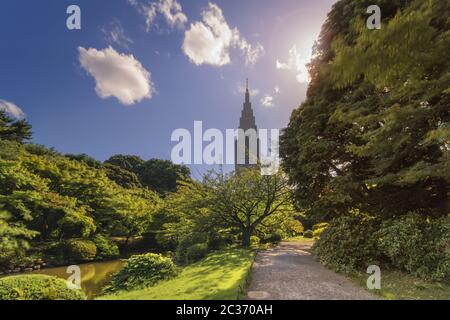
[313,214,382,273]
[103,163,142,189]
[0,110,32,143]
[59,239,97,263]
[312,222,329,238]
[105,253,178,293]
[281,0,450,221]
[0,275,86,300]
[375,213,450,281]
[314,212,450,282]
[303,230,314,239]
[105,155,191,195]
[185,243,208,263]
[204,168,295,247]
[93,234,120,260]
[0,137,161,266]
[281,0,449,282]
[175,233,208,264]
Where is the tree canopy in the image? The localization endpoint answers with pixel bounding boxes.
[105,155,191,195]
[280,0,450,221]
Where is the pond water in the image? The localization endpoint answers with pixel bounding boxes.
[28,259,126,299]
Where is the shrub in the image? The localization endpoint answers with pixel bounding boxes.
[60,239,97,263]
[185,243,208,263]
[250,236,261,247]
[429,216,450,282]
[93,235,120,260]
[303,230,314,238]
[313,212,450,282]
[285,219,304,236]
[0,275,86,300]
[175,233,207,263]
[105,253,178,293]
[263,233,283,244]
[312,222,329,231]
[207,232,233,250]
[312,223,329,238]
[312,214,382,273]
[375,213,450,282]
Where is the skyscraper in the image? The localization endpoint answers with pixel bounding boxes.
[235,79,259,171]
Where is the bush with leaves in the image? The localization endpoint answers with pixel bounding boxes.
[60,239,97,263]
[185,243,208,263]
[250,236,261,247]
[93,235,120,260]
[375,213,450,282]
[0,275,86,300]
[312,222,329,238]
[312,214,382,273]
[262,233,283,244]
[175,233,207,264]
[303,230,314,238]
[206,230,234,250]
[105,253,178,293]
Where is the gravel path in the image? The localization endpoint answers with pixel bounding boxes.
[247,241,379,300]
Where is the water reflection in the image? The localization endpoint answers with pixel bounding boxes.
[29,259,125,299]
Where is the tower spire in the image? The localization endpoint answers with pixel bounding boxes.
[235,77,259,171]
[245,78,250,103]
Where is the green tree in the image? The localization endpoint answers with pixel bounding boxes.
[137,159,191,195]
[103,163,142,189]
[105,155,191,194]
[205,169,294,247]
[0,111,32,143]
[280,0,450,221]
[104,155,145,173]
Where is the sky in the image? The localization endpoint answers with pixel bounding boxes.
[0,0,336,176]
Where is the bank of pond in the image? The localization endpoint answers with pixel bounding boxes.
[0,248,256,300]
[12,259,126,299]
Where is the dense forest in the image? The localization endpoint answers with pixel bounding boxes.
[280,0,449,281]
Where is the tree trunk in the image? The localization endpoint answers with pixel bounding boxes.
[241,228,252,247]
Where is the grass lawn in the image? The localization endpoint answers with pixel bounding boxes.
[99,248,255,300]
[350,270,450,300]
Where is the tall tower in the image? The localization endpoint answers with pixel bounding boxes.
[235,79,259,171]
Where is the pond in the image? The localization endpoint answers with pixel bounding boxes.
[28,259,126,299]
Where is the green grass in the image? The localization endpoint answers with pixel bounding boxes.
[99,248,255,300]
[350,270,450,300]
[285,236,316,243]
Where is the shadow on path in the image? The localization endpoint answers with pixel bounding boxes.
[247,241,379,300]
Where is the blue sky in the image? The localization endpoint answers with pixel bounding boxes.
[0,0,335,175]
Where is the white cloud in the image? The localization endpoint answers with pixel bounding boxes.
[260,86,281,108]
[0,99,25,119]
[260,95,274,108]
[78,46,153,106]
[102,19,133,49]
[157,0,187,29]
[129,0,187,31]
[182,3,264,66]
[276,45,310,84]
